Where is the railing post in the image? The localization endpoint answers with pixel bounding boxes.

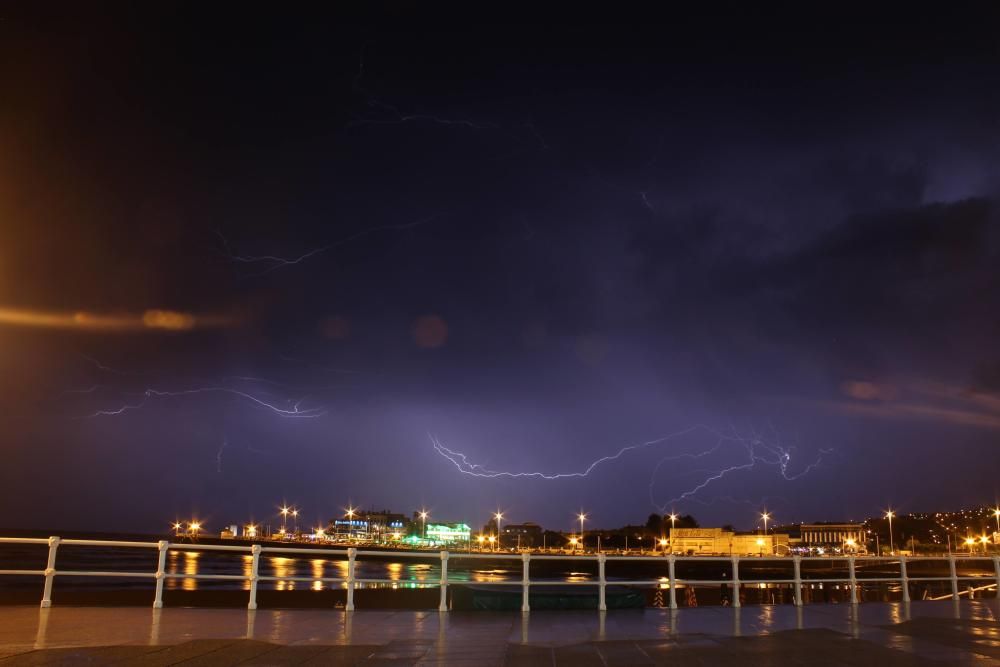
[899,555,910,603]
[438,550,449,612]
[40,536,60,608]
[597,553,607,611]
[153,541,168,608]
[521,552,531,613]
[667,555,677,609]
[949,554,959,601]
[247,544,261,610]
[731,555,741,608]
[848,556,858,604]
[346,547,356,611]
[792,555,803,606]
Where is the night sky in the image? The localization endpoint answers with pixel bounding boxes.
[2,9,999,534]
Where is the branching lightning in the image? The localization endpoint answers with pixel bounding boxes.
[216,214,440,275]
[431,426,706,479]
[431,423,832,509]
[86,387,326,419]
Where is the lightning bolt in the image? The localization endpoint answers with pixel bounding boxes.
[430,425,708,479]
[217,437,228,473]
[86,387,326,419]
[650,425,833,510]
[216,214,440,275]
[431,423,832,510]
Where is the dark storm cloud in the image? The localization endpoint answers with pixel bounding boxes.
[2,10,1000,531]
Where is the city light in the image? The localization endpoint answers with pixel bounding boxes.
[494,510,504,551]
[885,509,895,555]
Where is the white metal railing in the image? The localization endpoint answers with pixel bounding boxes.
[1,536,998,612]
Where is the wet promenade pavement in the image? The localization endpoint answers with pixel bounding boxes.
[0,600,997,665]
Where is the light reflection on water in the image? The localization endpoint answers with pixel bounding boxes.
[164,551,201,591]
[155,553,598,591]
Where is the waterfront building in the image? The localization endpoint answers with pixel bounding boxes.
[671,527,790,555]
[404,522,472,547]
[330,509,409,542]
[799,523,865,551]
[502,522,543,548]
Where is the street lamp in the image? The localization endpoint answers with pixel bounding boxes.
[345,507,357,541]
[756,537,765,556]
[279,505,290,531]
[477,534,486,551]
[844,538,856,554]
[189,521,201,537]
[668,513,678,553]
[419,510,429,543]
[578,512,587,551]
[658,538,668,554]
[172,522,183,537]
[885,510,895,555]
[246,523,257,539]
[760,511,771,555]
[965,537,976,554]
[291,508,300,534]
[494,511,504,551]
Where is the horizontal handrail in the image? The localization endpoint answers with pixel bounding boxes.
[2,535,997,612]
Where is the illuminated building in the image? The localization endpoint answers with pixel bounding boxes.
[671,527,790,555]
[331,509,409,541]
[799,524,865,550]
[404,522,471,546]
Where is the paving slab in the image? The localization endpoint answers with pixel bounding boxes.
[0,600,995,665]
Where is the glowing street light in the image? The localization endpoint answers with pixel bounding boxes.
[246,523,257,539]
[172,521,183,536]
[494,511,504,551]
[419,510,429,542]
[658,538,668,554]
[345,507,357,541]
[668,513,678,552]
[965,536,976,554]
[993,508,1000,539]
[315,527,325,539]
[578,511,587,550]
[885,510,895,555]
[189,521,201,536]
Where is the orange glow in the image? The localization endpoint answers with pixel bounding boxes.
[0,307,234,332]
